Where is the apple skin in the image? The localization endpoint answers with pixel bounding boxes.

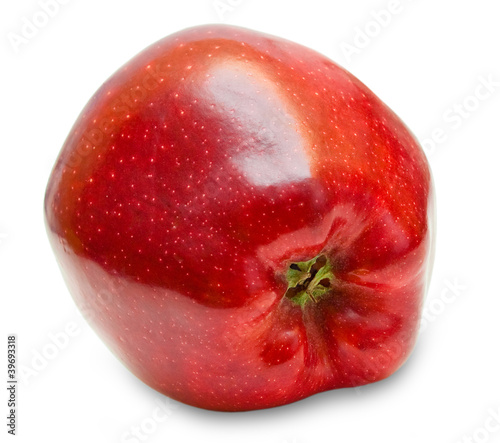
[44,24,434,411]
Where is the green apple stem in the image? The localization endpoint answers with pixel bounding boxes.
[284,254,334,307]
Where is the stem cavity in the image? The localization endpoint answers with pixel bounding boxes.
[284,254,334,307]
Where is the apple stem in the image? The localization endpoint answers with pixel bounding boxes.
[284,254,334,307]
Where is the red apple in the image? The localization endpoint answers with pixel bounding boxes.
[44,24,434,411]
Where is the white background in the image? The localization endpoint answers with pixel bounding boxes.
[1,0,500,442]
